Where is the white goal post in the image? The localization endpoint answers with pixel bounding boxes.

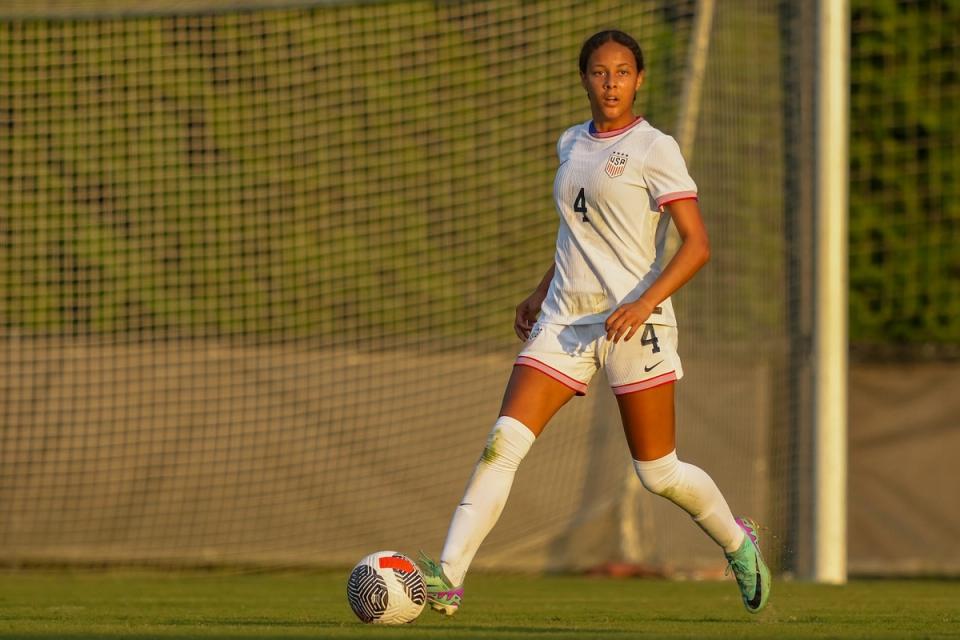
[813,0,849,585]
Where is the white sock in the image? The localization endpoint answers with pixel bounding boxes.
[439,415,536,586]
[633,451,745,554]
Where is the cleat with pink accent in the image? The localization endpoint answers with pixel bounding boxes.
[417,552,463,616]
[725,517,771,613]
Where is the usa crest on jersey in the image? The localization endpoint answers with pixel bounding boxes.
[605,151,629,178]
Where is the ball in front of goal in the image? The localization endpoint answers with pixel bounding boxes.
[346,551,426,624]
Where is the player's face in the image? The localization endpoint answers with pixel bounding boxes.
[580,41,644,132]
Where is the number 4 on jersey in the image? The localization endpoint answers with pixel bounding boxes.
[574,187,589,222]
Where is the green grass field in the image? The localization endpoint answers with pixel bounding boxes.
[0,571,957,639]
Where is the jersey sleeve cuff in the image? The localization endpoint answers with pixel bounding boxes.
[656,191,698,209]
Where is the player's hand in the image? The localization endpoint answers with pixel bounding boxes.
[514,290,546,340]
[605,299,656,343]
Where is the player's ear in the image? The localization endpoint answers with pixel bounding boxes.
[580,71,589,92]
[635,70,645,91]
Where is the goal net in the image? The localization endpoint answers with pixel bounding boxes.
[0,0,796,574]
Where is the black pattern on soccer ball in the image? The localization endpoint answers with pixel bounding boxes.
[390,553,426,606]
[346,564,387,623]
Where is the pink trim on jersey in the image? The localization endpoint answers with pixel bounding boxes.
[611,371,678,396]
[515,356,589,395]
[656,191,699,208]
[589,116,645,139]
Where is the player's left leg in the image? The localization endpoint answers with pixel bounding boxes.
[616,380,743,552]
[605,324,770,613]
[616,382,770,613]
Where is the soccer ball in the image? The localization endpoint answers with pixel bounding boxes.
[346,551,426,624]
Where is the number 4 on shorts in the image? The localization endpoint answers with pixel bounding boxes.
[641,324,660,353]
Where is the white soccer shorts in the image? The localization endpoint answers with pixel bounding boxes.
[515,321,684,396]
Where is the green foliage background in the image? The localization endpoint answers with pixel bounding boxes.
[849,0,960,345]
[0,2,681,347]
[0,0,956,347]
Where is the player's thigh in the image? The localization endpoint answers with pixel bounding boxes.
[499,364,577,437]
[502,322,598,436]
[616,381,676,461]
[603,323,683,460]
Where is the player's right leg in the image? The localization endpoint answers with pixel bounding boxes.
[420,352,582,615]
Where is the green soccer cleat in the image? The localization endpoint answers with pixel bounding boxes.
[725,517,771,614]
[417,552,464,616]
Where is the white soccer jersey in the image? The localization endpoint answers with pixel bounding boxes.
[539,117,698,327]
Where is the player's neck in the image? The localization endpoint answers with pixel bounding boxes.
[589,115,643,137]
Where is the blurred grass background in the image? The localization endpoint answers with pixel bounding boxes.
[0,570,957,638]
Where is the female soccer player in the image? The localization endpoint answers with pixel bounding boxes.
[418,30,770,615]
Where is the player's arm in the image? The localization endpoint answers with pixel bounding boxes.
[605,198,710,342]
[514,264,555,340]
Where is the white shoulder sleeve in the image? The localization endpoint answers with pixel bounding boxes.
[641,135,698,209]
[556,126,578,162]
